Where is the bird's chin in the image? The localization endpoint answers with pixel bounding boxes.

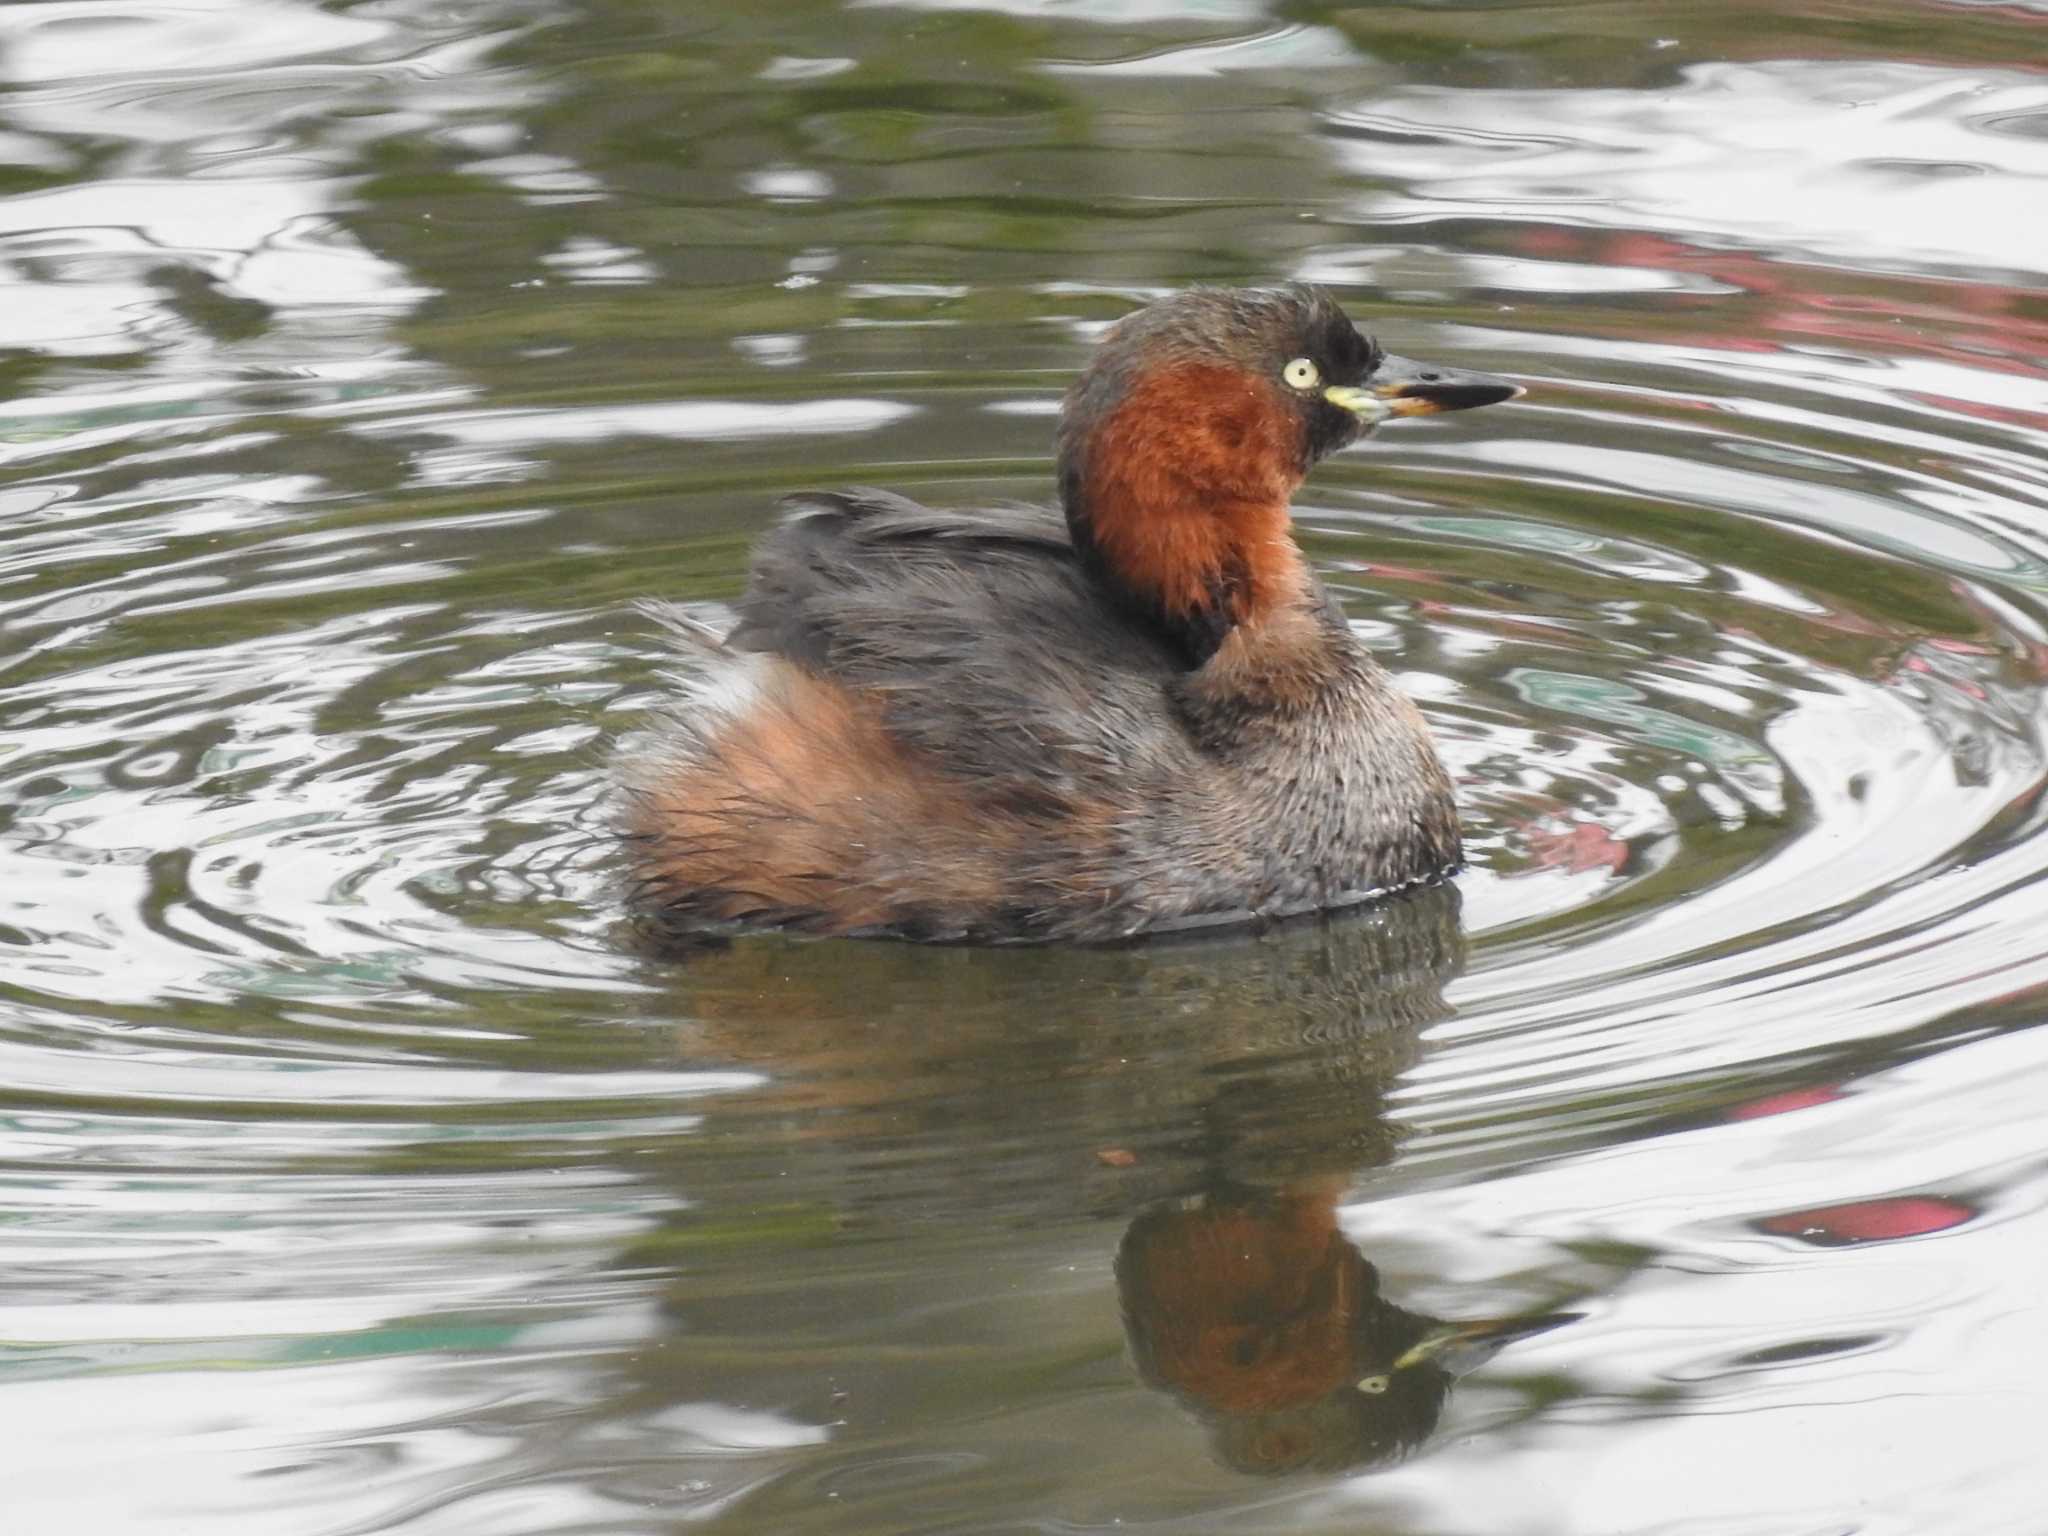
[1305,406,1380,464]
[1327,419,1383,455]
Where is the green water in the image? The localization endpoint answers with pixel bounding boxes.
[4,1,2048,1530]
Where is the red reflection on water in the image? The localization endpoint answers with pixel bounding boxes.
[1757,1195,1978,1244]
[1501,225,2048,402]
[1723,1084,1846,1121]
[1520,817,1630,875]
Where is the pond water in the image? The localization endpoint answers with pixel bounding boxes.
[5,0,2048,1530]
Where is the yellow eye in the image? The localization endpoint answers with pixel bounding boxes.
[1356,1374,1390,1395]
[1282,357,1320,391]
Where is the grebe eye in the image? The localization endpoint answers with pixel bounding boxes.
[1282,357,1320,391]
[1356,1373,1391,1395]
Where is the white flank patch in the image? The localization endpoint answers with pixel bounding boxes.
[676,650,769,725]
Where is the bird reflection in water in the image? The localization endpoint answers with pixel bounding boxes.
[644,880,1578,1478]
[1119,1177,1575,1474]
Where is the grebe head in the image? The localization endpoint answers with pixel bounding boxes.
[1057,285,1518,660]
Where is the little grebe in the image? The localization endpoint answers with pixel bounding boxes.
[621,285,1519,943]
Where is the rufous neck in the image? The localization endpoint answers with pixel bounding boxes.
[1060,362,1307,663]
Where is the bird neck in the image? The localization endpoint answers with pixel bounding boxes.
[1060,361,1307,665]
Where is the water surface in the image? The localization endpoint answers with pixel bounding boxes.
[5,1,2048,1531]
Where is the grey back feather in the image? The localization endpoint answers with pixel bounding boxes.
[726,490,1201,794]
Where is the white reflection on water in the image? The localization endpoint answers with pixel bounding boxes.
[1041,22,1362,77]
[1350,1027,2048,1535]
[1330,63,2048,280]
[0,0,427,357]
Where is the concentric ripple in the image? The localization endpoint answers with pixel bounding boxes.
[4,1,2048,1533]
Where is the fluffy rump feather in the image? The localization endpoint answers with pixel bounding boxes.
[617,495,1192,941]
